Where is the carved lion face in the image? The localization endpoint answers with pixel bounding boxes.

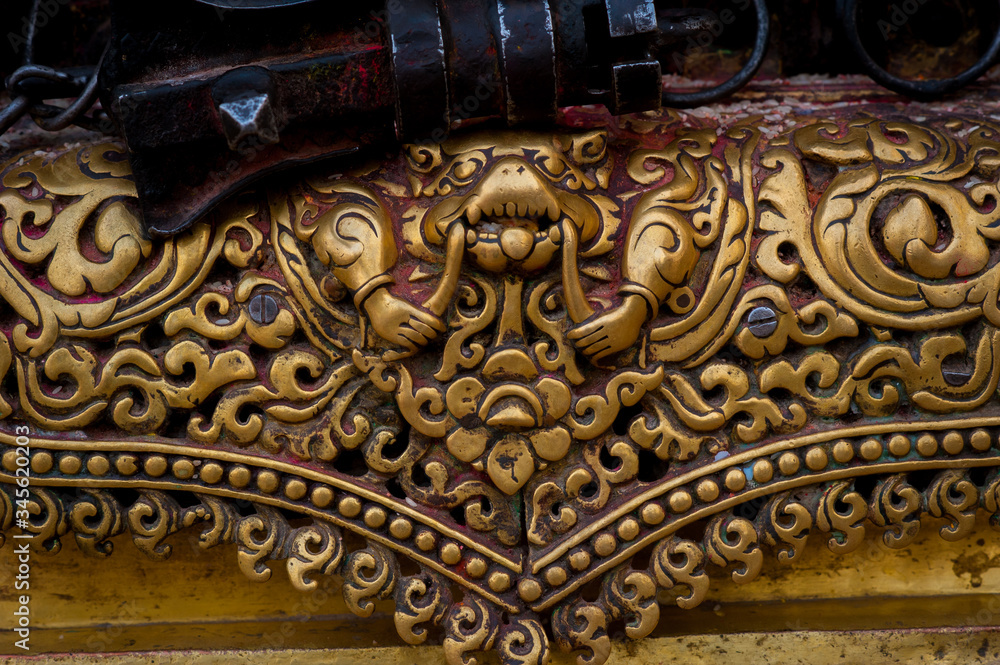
[410,131,616,274]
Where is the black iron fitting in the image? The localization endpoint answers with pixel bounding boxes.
[13,0,775,236]
[99,0,701,235]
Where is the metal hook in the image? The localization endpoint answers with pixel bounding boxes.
[839,0,1000,99]
[660,0,770,108]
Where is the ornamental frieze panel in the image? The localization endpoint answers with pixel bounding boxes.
[4,110,1000,664]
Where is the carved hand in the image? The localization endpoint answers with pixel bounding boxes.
[567,294,648,362]
[363,286,447,359]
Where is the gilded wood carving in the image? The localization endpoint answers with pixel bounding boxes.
[4,110,1000,664]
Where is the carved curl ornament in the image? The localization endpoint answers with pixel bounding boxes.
[4,110,1000,663]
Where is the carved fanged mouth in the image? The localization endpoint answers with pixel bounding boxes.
[460,159,567,264]
[462,192,562,227]
[421,155,603,273]
[469,216,559,266]
[438,157,573,271]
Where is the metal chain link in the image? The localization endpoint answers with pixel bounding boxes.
[1,0,112,136]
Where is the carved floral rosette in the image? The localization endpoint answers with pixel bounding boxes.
[4,110,1000,664]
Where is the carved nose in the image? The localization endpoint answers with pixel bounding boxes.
[483,348,539,382]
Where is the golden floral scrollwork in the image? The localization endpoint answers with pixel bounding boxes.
[701,285,860,361]
[625,362,806,464]
[601,569,659,640]
[14,487,67,554]
[10,112,1000,665]
[496,618,551,665]
[763,492,814,562]
[0,143,265,357]
[444,597,501,665]
[704,515,764,585]
[651,538,710,610]
[926,470,979,541]
[0,144,148,298]
[527,439,640,547]
[126,490,189,562]
[551,600,611,665]
[286,520,345,592]
[343,542,399,617]
[194,495,240,550]
[16,341,258,433]
[394,571,453,646]
[815,482,869,554]
[67,489,126,557]
[236,505,292,582]
[398,453,521,546]
[758,119,1000,330]
[868,475,922,549]
[760,328,1000,418]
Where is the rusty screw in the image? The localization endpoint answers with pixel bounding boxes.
[248,294,278,325]
[747,306,777,337]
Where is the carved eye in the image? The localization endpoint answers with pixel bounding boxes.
[436,154,488,194]
[535,153,568,181]
[529,147,601,191]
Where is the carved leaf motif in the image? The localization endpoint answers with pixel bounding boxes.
[551,600,611,665]
[704,516,764,584]
[68,489,125,557]
[652,538,710,610]
[927,471,979,541]
[194,495,240,550]
[286,521,345,592]
[601,569,659,640]
[342,543,398,618]
[869,475,922,549]
[443,597,500,665]
[127,491,185,561]
[394,572,453,645]
[816,482,868,554]
[235,506,290,582]
[757,492,812,563]
[498,618,552,665]
[17,487,69,554]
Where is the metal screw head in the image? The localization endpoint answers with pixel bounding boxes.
[747,306,778,337]
[942,370,971,387]
[248,294,278,325]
